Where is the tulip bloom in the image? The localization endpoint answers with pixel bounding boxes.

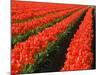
[11,7,87,75]
[61,7,94,71]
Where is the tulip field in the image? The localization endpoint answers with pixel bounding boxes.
[11,1,96,75]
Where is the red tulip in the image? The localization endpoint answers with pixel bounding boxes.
[61,7,94,71]
[12,6,84,36]
[11,7,87,74]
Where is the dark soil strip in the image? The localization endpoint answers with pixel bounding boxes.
[92,6,96,69]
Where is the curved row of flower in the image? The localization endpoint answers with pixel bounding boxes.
[12,6,77,21]
[12,2,71,11]
[12,5,75,15]
[61,7,94,71]
[12,6,83,36]
[11,7,87,75]
[12,2,78,15]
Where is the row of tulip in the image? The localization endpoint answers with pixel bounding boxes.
[12,6,78,21]
[11,7,88,75]
[12,6,84,45]
[12,6,83,36]
[12,1,79,15]
[12,12,71,45]
[61,7,94,71]
[21,9,87,73]
[12,2,73,10]
[12,6,75,16]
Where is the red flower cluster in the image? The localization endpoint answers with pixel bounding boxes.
[12,6,83,36]
[12,7,76,21]
[11,7,87,75]
[12,2,79,15]
[61,7,94,71]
